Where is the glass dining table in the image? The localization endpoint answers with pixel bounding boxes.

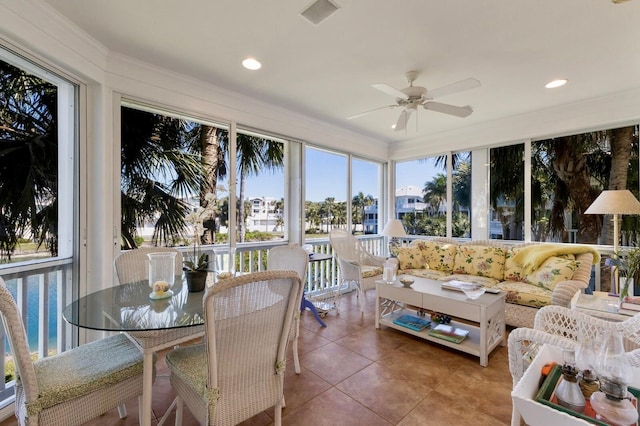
[63,276,209,426]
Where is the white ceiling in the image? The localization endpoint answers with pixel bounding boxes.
[42,0,640,144]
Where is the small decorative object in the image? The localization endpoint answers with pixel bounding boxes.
[183,190,219,292]
[430,312,451,324]
[148,252,176,299]
[575,337,600,398]
[383,260,397,284]
[214,247,237,281]
[399,275,414,287]
[555,349,586,413]
[460,283,486,300]
[590,330,639,425]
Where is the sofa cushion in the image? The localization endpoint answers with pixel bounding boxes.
[526,255,578,291]
[493,281,552,308]
[440,274,501,287]
[414,241,456,273]
[452,245,506,280]
[394,246,427,270]
[405,268,450,280]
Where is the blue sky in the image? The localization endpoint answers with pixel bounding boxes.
[241,151,443,202]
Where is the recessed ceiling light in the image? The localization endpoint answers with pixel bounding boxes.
[391,124,396,129]
[242,58,261,70]
[545,79,568,89]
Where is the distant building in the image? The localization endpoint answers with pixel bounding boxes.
[364,186,428,234]
[246,196,282,232]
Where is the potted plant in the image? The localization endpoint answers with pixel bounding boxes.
[610,245,640,301]
[183,191,217,292]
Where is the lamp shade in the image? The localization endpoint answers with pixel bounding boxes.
[381,219,407,238]
[585,190,640,215]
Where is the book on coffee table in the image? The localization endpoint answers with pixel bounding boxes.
[392,314,431,332]
[428,324,469,344]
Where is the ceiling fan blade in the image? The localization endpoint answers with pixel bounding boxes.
[371,83,408,99]
[426,78,481,100]
[394,109,412,131]
[423,102,473,117]
[346,104,398,120]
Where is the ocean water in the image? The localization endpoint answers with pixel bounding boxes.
[4,277,58,353]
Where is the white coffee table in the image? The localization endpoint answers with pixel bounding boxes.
[375,277,506,367]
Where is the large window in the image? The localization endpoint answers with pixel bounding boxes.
[120,104,230,249]
[305,147,347,237]
[489,144,524,241]
[0,47,78,402]
[352,158,380,234]
[235,128,285,242]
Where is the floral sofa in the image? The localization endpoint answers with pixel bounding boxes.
[391,238,599,328]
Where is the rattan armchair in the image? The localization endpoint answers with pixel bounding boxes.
[166,270,302,426]
[329,229,385,312]
[267,244,309,374]
[114,247,205,424]
[0,277,149,425]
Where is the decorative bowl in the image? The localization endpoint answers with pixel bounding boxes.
[399,276,415,287]
[460,283,486,299]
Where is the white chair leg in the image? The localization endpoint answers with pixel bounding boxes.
[274,399,283,426]
[293,316,301,374]
[117,403,127,419]
[175,395,184,426]
[138,395,143,425]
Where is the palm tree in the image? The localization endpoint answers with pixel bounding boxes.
[322,197,335,232]
[226,134,284,242]
[0,60,58,259]
[423,174,447,216]
[120,107,203,249]
[351,192,374,233]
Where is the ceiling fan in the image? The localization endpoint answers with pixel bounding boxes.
[347,71,481,131]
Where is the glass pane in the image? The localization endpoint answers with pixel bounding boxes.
[395,157,444,237]
[453,152,471,238]
[120,105,229,248]
[305,147,347,238]
[0,59,60,262]
[532,125,639,245]
[352,158,380,235]
[489,144,524,241]
[235,129,285,242]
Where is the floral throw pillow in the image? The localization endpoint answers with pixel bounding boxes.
[394,246,427,270]
[526,255,578,291]
[452,245,506,280]
[504,247,528,282]
[416,241,457,273]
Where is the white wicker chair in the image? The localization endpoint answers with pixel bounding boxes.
[166,270,302,426]
[267,244,309,374]
[114,247,205,424]
[329,229,386,312]
[0,276,149,425]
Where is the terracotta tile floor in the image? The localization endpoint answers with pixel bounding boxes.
[0,291,514,425]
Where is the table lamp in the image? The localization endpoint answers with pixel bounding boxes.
[381,219,407,256]
[585,190,640,295]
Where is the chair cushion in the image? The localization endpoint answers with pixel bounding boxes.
[394,246,427,270]
[361,265,383,278]
[30,333,145,413]
[453,245,506,280]
[165,343,207,397]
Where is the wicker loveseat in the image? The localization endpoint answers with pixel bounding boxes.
[391,238,599,328]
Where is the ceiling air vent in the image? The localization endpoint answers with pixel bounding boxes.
[300,0,340,25]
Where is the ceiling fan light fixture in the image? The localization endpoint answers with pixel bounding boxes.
[242,57,262,70]
[545,79,568,89]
